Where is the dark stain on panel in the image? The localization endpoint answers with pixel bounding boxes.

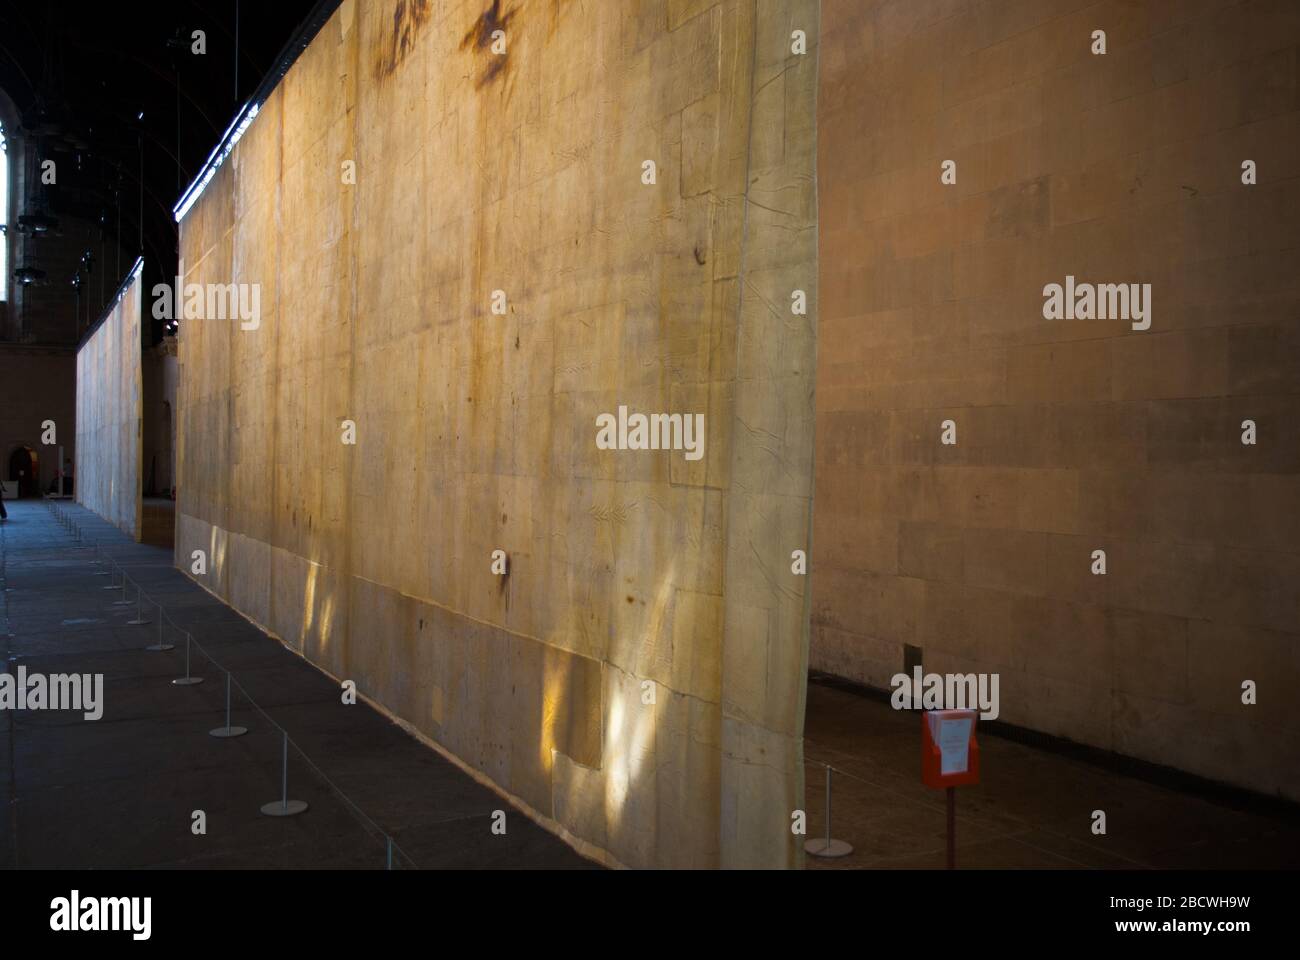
[460,0,519,90]
[498,551,511,610]
[374,0,433,82]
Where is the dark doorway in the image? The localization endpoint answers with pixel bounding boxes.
[7,447,39,498]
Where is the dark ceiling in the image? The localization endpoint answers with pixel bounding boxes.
[0,0,321,286]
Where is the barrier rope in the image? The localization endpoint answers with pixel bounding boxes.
[42,500,418,868]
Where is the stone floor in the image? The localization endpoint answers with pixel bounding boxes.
[802,677,1300,869]
[6,498,1296,870]
[0,500,594,869]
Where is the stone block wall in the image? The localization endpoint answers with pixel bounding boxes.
[814,0,1300,799]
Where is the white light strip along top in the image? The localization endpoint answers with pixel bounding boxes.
[172,102,261,224]
[112,256,144,310]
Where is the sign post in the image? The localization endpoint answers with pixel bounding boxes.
[946,787,956,869]
[921,709,979,869]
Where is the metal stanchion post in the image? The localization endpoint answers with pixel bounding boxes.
[805,763,853,859]
[171,633,204,686]
[127,587,151,625]
[209,672,248,738]
[260,731,308,817]
[112,577,134,606]
[101,563,121,589]
[145,602,174,652]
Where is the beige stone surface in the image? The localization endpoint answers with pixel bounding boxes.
[813,0,1300,800]
[177,0,817,867]
[75,271,143,540]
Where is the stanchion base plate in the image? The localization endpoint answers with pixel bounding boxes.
[172,677,205,686]
[145,643,175,652]
[805,838,854,858]
[209,725,248,738]
[112,600,134,606]
[92,571,110,576]
[261,800,309,817]
[101,585,122,590]
[127,618,151,626]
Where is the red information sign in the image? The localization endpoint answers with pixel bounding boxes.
[921,709,979,789]
[922,710,980,869]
